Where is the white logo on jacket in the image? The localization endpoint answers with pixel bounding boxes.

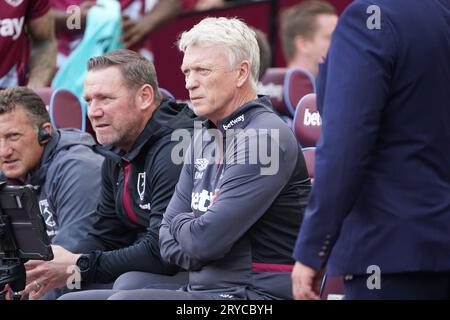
[222,114,245,130]
[194,158,209,171]
[191,189,214,212]
[137,172,145,201]
[194,158,209,180]
[39,199,57,236]
[139,203,151,210]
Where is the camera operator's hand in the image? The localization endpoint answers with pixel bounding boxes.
[1,284,13,300]
[22,245,81,300]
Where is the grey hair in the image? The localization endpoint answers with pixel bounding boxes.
[178,17,260,90]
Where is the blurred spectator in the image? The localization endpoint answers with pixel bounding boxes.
[194,0,225,11]
[51,1,95,69]
[0,0,56,88]
[181,0,197,11]
[52,0,181,67]
[182,0,248,12]
[280,0,337,77]
[120,0,181,60]
[51,0,123,103]
[253,28,272,80]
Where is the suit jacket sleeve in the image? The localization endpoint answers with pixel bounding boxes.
[293,1,396,269]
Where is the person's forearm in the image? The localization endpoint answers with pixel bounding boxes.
[159,221,205,271]
[90,229,179,283]
[28,10,57,88]
[142,0,181,33]
[28,38,57,88]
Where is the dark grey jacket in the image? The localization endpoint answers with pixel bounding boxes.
[160,96,311,299]
[1,129,104,253]
[75,98,197,284]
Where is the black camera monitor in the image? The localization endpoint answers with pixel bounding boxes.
[0,183,53,261]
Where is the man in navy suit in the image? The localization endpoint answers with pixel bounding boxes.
[292,0,450,299]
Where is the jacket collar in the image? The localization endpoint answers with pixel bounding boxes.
[203,95,272,134]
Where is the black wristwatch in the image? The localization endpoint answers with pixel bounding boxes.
[76,254,93,282]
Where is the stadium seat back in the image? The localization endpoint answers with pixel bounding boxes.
[284,68,316,116]
[259,68,315,118]
[33,87,54,109]
[259,68,291,116]
[35,87,85,131]
[293,93,321,147]
[50,88,85,131]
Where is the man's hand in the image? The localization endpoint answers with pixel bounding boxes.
[121,16,150,49]
[121,0,181,49]
[1,284,13,300]
[22,245,81,300]
[291,261,324,300]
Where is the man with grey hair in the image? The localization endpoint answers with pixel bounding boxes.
[72,17,311,300]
